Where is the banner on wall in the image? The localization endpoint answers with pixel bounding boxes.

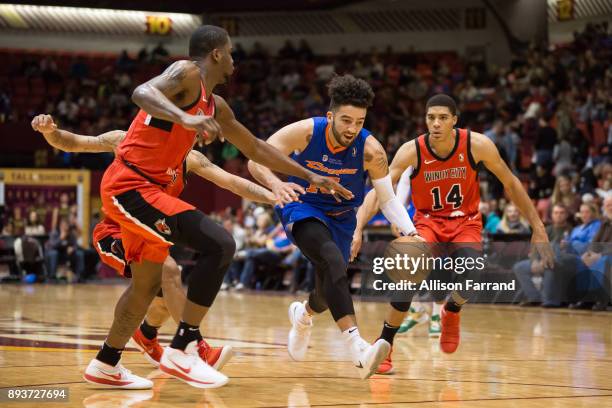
[0,4,199,37]
[557,0,575,21]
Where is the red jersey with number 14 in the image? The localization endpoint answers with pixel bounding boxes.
[115,81,215,186]
[410,128,480,218]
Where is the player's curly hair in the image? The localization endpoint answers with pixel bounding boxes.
[189,25,229,58]
[328,74,374,111]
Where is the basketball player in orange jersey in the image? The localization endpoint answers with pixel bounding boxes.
[351,94,554,374]
[91,25,352,390]
[31,113,276,372]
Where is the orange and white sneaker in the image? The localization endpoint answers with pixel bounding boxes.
[375,346,394,375]
[83,359,153,389]
[439,306,461,354]
[160,340,228,389]
[197,339,233,370]
[130,327,164,367]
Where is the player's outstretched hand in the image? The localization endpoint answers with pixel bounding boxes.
[395,234,425,243]
[392,225,425,242]
[272,182,305,208]
[31,114,57,134]
[531,229,554,268]
[350,230,363,262]
[309,175,353,202]
[181,114,224,144]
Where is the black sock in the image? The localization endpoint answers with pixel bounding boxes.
[445,300,462,313]
[170,321,202,350]
[96,342,124,366]
[139,320,159,340]
[379,321,400,345]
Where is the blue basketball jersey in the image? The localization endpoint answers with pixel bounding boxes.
[287,117,369,212]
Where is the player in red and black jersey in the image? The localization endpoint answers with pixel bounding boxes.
[353,94,553,374]
[32,114,277,374]
[89,25,353,390]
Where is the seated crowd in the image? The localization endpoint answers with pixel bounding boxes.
[0,24,609,309]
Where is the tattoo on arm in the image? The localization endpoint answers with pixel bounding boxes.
[246,182,269,198]
[234,177,273,203]
[198,155,216,169]
[57,131,76,151]
[158,62,188,93]
[365,149,389,174]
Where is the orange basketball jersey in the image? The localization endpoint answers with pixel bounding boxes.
[410,128,480,217]
[115,81,215,187]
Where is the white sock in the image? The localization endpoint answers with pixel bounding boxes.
[342,326,362,345]
[432,302,442,316]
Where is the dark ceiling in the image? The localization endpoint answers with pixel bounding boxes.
[7,0,362,14]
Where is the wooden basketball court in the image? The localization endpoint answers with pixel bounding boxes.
[0,284,610,407]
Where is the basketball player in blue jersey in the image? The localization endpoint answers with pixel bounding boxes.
[248,75,422,379]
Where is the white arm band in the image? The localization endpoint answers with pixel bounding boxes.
[371,175,417,236]
[396,166,413,205]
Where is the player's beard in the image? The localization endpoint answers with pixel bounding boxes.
[331,119,354,147]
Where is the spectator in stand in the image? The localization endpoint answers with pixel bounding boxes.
[479,201,501,234]
[9,207,26,236]
[28,194,50,231]
[56,93,79,126]
[137,46,148,62]
[534,112,558,167]
[235,210,275,290]
[52,192,72,232]
[553,134,574,175]
[529,164,555,201]
[315,57,335,82]
[279,40,297,60]
[513,204,574,307]
[221,216,248,291]
[237,223,294,291]
[496,204,530,235]
[70,56,89,80]
[568,196,611,310]
[569,128,590,172]
[485,120,520,172]
[551,175,582,216]
[0,87,11,122]
[297,39,314,61]
[151,42,169,63]
[564,202,601,256]
[45,218,84,282]
[231,43,247,64]
[77,87,97,120]
[39,57,61,87]
[594,163,612,200]
[24,210,45,237]
[116,50,135,73]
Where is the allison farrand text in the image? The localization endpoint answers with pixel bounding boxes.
[372,279,516,292]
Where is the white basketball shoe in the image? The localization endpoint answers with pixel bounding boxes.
[288,301,313,361]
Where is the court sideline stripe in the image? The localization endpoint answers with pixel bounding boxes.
[262,393,612,408]
[225,375,612,392]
